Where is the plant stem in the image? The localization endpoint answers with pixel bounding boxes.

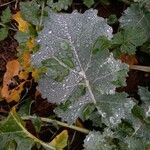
[0,22,18,31]
[38,1,45,30]
[22,116,90,134]
[0,0,15,7]
[129,65,150,72]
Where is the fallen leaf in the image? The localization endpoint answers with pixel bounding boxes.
[1,60,29,102]
[120,54,138,65]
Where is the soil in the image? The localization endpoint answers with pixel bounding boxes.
[0,0,150,150]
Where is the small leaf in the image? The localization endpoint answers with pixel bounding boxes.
[0,27,8,41]
[138,86,150,118]
[18,98,33,116]
[1,7,11,23]
[20,1,40,25]
[112,26,147,54]
[83,0,94,8]
[119,3,150,39]
[47,0,72,11]
[83,129,115,150]
[50,130,68,150]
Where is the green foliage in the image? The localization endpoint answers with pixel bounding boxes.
[47,0,72,11]
[1,7,11,23]
[0,7,11,41]
[83,0,95,8]
[112,26,147,54]
[20,1,41,26]
[0,27,8,41]
[0,109,55,150]
[119,3,150,40]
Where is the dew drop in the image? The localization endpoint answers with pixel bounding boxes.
[48,30,52,34]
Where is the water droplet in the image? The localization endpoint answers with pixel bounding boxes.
[48,30,52,34]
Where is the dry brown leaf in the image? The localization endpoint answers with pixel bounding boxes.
[120,54,138,65]
[1,60,29,103]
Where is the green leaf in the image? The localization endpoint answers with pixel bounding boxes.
[112,26,147,54]
[96,93,135,127]
[138,86,150,119]
[83,129,115,150]
[83,0,95,8]
[119,3,150,39]
[18,98,33,117]
[32,10,129,125]
[1,7,11,23]
[20,1,40,25]
[15,31,29,44]
[47,0,72,11]
[0,27,8,41]
[0,108,56,150]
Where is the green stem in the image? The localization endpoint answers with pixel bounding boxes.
[22,116,90,134]
[38,1,45,30]
[129,65,150,72]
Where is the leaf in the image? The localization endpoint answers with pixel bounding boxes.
[138,86,150,118]
[31,9,129,125]
[112,26,147,54]
[50,130,68,150]
[83,0,94,8]
[0,27,8,41]
[12,12,29,32]
[0,108,56,150]
[83,129,115,150]
[20,1,40,25]
[1,7,11,23]
[47,0,72,11]
[18,98,33,116]
[119,3,150,39]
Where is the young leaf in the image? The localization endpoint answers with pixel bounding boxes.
[83,0,95,8]
[47,0,72,11]
[1,7,11,23]
[31,9,129,124]
[20,1,40,25]
[138,86,150,118]
[112,26,147,54]
[0,108,56,150]
[119,4,150,39]
[0,27,8,41]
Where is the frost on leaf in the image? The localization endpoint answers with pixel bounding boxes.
[32,9,129,124]
[119,4,150,39]
[138,86,150,118]
[83,129,114,150]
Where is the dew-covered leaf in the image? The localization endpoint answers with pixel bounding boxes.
[138,86,150,119]
[119,4,150,39]
[83,129,115,150]
[32,9,129,124]
[20,1,40,25]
